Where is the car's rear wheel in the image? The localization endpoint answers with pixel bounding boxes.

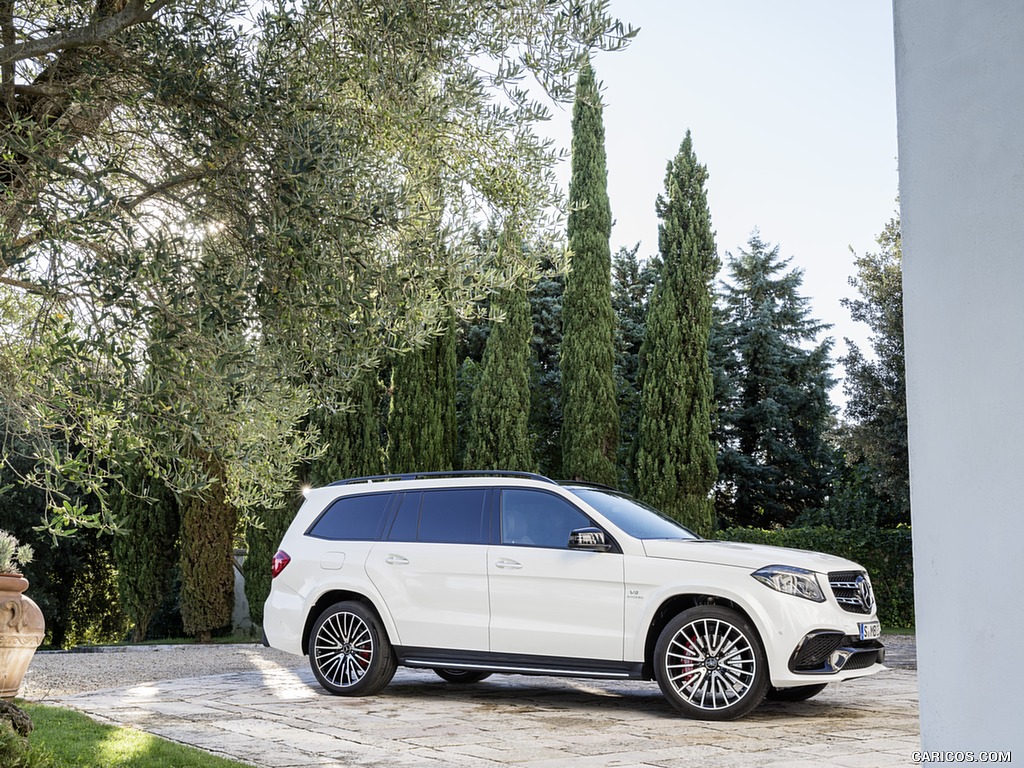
[654,605,768,720]
[766,683,828,702]
[433,669,493,684]
[309,600,396,696]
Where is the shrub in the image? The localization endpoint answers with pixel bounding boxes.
[0,701,52,768]
[718,525,914,628]
[0,461,130,648]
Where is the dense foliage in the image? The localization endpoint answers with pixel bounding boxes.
[712,233,836,528]
[0,0,636,531]
[388,318,457,473]
[560,60,619,485]
[838,215,909,526]
[465,303,534,469]
[111,469,179,643]
[528,261,566,478]
[0,454,129,648]
[611,244,658,481]
[0,0,635,639]
[0,3,914,637]
[634,133,719,535]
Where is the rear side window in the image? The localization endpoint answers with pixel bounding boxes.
[387,488,488,544]
[308,493,392,541]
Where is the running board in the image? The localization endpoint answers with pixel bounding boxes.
[395,647,645,680]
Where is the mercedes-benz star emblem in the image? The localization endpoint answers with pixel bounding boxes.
[855,574,875,612]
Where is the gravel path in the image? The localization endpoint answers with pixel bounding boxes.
[19,635,916,700]
[20,644,304,700]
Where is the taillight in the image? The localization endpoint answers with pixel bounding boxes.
[271,550,291,579]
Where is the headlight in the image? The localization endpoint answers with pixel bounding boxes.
[752,565,826,602]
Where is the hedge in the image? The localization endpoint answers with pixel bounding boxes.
[717,525,915,628]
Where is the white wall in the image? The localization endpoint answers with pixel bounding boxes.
[895,0,1024,754]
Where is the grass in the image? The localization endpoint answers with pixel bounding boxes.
[41,629,263,652]
[15,703,255,768]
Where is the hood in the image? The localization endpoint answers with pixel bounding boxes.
[642,538,863,574]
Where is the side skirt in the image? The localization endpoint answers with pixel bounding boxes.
[394,647,645,680]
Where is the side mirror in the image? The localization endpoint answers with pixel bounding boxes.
[568,527,611,552]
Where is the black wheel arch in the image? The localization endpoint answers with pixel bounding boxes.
[642,593,762,679]
[302,590,390,656]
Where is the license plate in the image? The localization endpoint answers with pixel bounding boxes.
[859,621,881,640]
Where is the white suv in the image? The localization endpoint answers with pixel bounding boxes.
[263,471,885,720]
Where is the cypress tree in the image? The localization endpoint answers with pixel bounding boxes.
[561,60,619,485]
[387,314,457,473]
[112,468,180,643]
[634,132,719,535]
[839,215,909,525]
[179,455,237,643]
[307,370,384,485]
[465,272,534,472]
[713,232,835,528]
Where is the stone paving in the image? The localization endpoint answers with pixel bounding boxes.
[48,655,921,768]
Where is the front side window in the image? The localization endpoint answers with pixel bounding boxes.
[500,489,592,549]
[308,493,392,541]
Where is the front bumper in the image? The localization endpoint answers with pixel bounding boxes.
[789,631,886,675]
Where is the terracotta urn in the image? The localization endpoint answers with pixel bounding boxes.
[0,574,46,699]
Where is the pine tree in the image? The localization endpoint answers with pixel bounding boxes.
[713,233,836,528]
[634,133,719,535]
[561,60,619,485]
[612,243,660,484]
[112,469,180,643]
[465,229,535,471]
[528,260,565,479]
[387,316,457,473]
[838,214,909,526]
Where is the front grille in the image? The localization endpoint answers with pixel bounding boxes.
[829,570,875,614]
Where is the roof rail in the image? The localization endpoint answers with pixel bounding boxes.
[328,470,558,487]
[558,480,620,492]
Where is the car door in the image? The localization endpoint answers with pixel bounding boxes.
[366,488,491,652]
[487,488,625,661]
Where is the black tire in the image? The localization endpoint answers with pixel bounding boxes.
[766,683,828,702]
[433,668,493,684]
[654,605,769,721]
[309,600,397,696]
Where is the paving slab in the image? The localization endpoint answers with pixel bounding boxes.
[48,660,921,768]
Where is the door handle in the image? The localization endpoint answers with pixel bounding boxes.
[495,559,522,570]
[385,555,409,566]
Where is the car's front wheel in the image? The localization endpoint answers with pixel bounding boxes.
[654,605,768,720]
[433,669,493,684]
[309,600,396,696]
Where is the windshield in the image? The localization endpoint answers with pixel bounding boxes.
[567,487,701,541]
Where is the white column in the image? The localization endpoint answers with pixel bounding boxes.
[895,0,1024,754]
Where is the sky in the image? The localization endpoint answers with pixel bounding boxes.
[538,1,899,409]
